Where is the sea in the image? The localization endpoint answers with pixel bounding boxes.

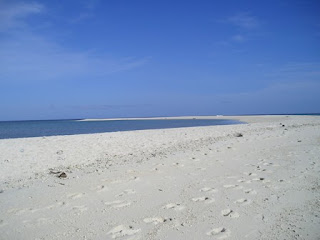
[0,118,242,139]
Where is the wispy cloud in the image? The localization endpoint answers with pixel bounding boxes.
[226,12,259,30]
[279,62,320,74]
[219,62,320,113]
[0,1,44,31]
[231,34,246,42]
[0,1,150,83]
[82,0,100,11]
[70,12,93,24]
[0,34,150,82]
[70,0,100,23]
[69,104,152,111]
[211,79,320,114]
[218,12,261,45]
[268,62,320,80]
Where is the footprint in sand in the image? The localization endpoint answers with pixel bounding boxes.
[245,164,255,167]
[67,193,84,199]
[7,208,27,215]
[105,200,132,209]
[254,214,266,222]
[173,162,184,167]
[29,203,63,214]
[34,217,49,225]
[0,219,7,227]
[263,162,273,166]
[244,172,257,177]
[129,176,141,182]
[101,178,123,184]
[163,203,185,211]
[226,176,237,179]
[197,167,206,171]
[234,198,252,206]
[243,188,257,195]
[221,209,239,218]
[23,218,50,227]
[206,227,231,239]
[143,217,166,225]
[192,196,215,203]
[92,185,108,193]
[263,195,280,202]
[107,225,140,239]
[237,179,245,183]
[252,177,267,182]
[72,205,88,214]
[200,187,218,193]
[256,168,267,172]
[223,184,243,190]
[116,189,136,197]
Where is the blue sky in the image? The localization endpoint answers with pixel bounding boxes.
[0,0,319,120]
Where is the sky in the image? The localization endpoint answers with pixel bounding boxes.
[0,0,319,120]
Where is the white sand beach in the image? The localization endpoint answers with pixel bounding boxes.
[0,115,319,240]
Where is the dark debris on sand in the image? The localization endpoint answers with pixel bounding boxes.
[235,133,243,137]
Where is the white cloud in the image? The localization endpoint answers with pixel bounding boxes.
[0,1,44,31]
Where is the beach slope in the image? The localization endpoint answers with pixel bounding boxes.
[0,115,319,239]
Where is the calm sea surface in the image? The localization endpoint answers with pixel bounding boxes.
[0,119,242,139]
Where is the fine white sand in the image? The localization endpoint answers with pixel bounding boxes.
[0,115,319,239]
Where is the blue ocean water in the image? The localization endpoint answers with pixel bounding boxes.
[0,119,242,139]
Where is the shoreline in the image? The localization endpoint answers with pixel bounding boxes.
[0,116,245,141]
[0,115,319,239]
[76,114,293,123]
